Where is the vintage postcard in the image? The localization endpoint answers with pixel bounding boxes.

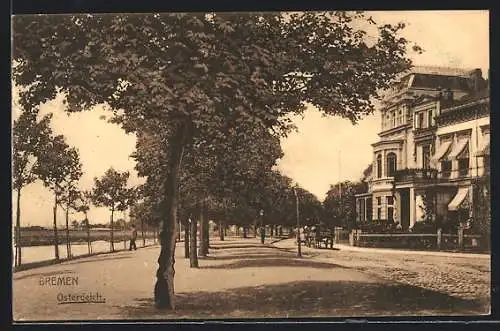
[11,10,490,321]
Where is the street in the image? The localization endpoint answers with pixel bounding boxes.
[12,238,490,321]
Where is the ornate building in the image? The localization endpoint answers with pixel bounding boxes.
[355,66,489,230]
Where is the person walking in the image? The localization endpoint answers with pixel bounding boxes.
[260,226,265,244]
[129,224,138,251]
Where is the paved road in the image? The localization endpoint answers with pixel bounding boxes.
[12,238,489,321]
[274,239,491,304]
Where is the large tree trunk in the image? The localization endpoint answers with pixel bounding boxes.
[53,193,60,261]
[204,210,210,251]
[189,215,199,268]
[110,208,115,252]
[15,188,21,267]
[141,218,145,247]
[219,219,225,241]
[199,200,208,257]
[184,219,190,258]
[154,121,188,310]
[178,219,182,242]
[65,206,71,258]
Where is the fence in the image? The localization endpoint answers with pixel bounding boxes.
[349,227,485,252]
[334,227,350,245]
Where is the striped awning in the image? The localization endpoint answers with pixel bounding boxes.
[447,139,469,160]
[430,140,452,163]
[448,187,469,211]
[475,139,490,157]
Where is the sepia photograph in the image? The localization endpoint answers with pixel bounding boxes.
[11,10,490,321]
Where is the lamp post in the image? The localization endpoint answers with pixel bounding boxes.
[259,209,265,244]
[293,185,302,258]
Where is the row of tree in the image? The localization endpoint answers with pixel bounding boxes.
[13,11,417,308]
[13,109,142,266]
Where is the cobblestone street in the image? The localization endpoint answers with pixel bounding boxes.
[273,239,490,305]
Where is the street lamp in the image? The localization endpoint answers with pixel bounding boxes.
[259,209,265,244]
[293,184,302,258]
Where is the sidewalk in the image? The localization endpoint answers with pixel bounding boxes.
[273,238,490,259]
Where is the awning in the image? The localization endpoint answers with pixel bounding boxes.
[430,140,452,163]
[475,139,490,157]
[447,139,469,160]
[448,187,469,211]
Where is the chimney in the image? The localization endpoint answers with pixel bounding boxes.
[468,68,483,93]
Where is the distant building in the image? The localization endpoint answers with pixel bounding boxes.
[355,66,489,230]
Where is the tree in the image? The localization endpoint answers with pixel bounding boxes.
[59,182,83,258]
[75,190,93,254]
[91,168,135,252]
[472,173,490,249]
[13,12,417,309]
[323,181,365,229]
[12,109,53,266]
[36,134,82,260]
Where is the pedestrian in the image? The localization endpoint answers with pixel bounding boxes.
[260,226,265,244]
[129,224,138,251]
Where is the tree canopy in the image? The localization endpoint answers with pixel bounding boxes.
[12,11,418,309]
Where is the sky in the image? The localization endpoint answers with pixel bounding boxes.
[11,10,489,228]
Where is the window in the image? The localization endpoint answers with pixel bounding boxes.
[428,109,433,127]
[418,112,425,129]
[386,196,394,223]
[376,197,382,221]
[392,111,396,127]
[359,199,366,222]
[397,110,403,126]
[386,152,397,177]
[422,145,431,169]
[388,207,394,223]
[457,141,470,177]
[377,154,382,178]
[484,155,490,173]
[366,198,373,221]
[441,160,452,178]
[458,158,469,177]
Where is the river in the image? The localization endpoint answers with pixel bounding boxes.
[12,238,158,267]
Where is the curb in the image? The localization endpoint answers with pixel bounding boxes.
[272,239,490,259]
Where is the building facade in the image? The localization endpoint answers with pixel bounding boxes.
[355,66,489,230]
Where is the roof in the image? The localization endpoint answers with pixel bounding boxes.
[409,66,474,77]
[411,74,471,91]
[440,85,490,111]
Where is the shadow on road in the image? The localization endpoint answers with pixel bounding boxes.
[119,280,486,319]
[13,269,77,281]
[62,254,132,266]
[209,244,280,250]
[200,257,345,270]
[200,252,294,261]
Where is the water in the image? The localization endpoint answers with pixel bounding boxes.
[12,238,157,267]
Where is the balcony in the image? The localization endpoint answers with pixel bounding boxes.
[413,126,436,141]
[394,168,438,182]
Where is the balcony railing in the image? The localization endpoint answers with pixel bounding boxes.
[394,168,438,182]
